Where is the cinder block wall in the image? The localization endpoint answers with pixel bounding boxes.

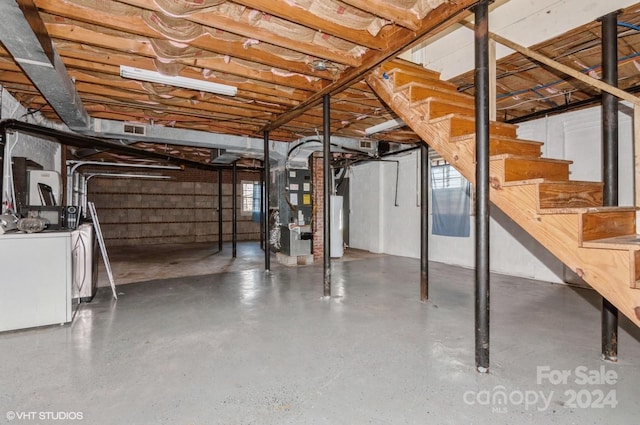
[88,167,261,247]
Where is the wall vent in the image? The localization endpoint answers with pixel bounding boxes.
[123,123,146,136]
[359,140,372,149]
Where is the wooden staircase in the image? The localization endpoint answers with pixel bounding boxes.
[366,59,640,328]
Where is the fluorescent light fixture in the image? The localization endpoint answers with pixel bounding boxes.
[119,65,237,97]
[364,118,405,135]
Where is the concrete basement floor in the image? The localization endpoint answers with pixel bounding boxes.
[1,242,640,424]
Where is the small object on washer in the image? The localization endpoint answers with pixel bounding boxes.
[0,214,19,234]
[17,217,48,233]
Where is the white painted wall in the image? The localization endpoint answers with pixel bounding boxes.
[412,0,638,80]
[348,103,635,283]
[349,161,384,253]
[379,152,421,258]
[1,89,65,212]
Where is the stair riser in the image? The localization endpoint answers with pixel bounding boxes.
[580,211,637,243]
[447,117,518,139]
[456,138,542,159]
[407,85,475,109]
[538,183,603,209]
[491,140,541,157]
[424,100,475,120]
[499,159,569,182]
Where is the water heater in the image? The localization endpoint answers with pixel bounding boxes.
[330,195,344,258]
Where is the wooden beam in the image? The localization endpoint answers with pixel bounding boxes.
[110,0,361,66]
[45,24,325,92]
[635,107,640,209]
[339,0,421,31]
[263,0,478,132]
[55,47,313,102]
[36,0,338,78]
[230,0,385,50]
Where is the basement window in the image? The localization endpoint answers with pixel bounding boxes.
[241,181,261,217]
[430,162,464,189]
[430,158,471,237]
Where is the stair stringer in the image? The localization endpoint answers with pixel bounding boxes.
[366,68,640,328]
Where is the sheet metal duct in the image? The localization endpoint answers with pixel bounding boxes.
[0,0,89,129]
[90,118,285,161]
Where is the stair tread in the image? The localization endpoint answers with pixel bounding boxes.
[390,72,459,92]
[432,113,515,124]
[582,235,640,251]
[490,154,573,164]
[400,81,474,99]
[538,206,637,215]
[458,134,544,146]
[443,113,518,131]
[381,59,441,79]
[502,178,603,187]
[412,96,475,110]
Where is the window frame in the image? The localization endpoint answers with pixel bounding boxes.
[240,180,260,216]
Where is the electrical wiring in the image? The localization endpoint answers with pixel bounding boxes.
[618,21,640,32]
[497,89,579,111]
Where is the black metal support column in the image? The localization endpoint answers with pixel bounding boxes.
[323,94,331,297]
[263,130,271,271]
[232,161,237,258]
[420,143,429,301]
[474,0,490,373]
[218,168,223,252]
[0,134,4,208]
[260,163,264,251]
[601,10,620,362]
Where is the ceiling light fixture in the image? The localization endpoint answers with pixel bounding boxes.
[311,60,328,71]
[119,66,237,97]
[364,118,405,135]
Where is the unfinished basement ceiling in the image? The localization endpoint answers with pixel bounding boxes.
[451,4,640,122]
[0,0,471,148]
[0,0,639,166]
